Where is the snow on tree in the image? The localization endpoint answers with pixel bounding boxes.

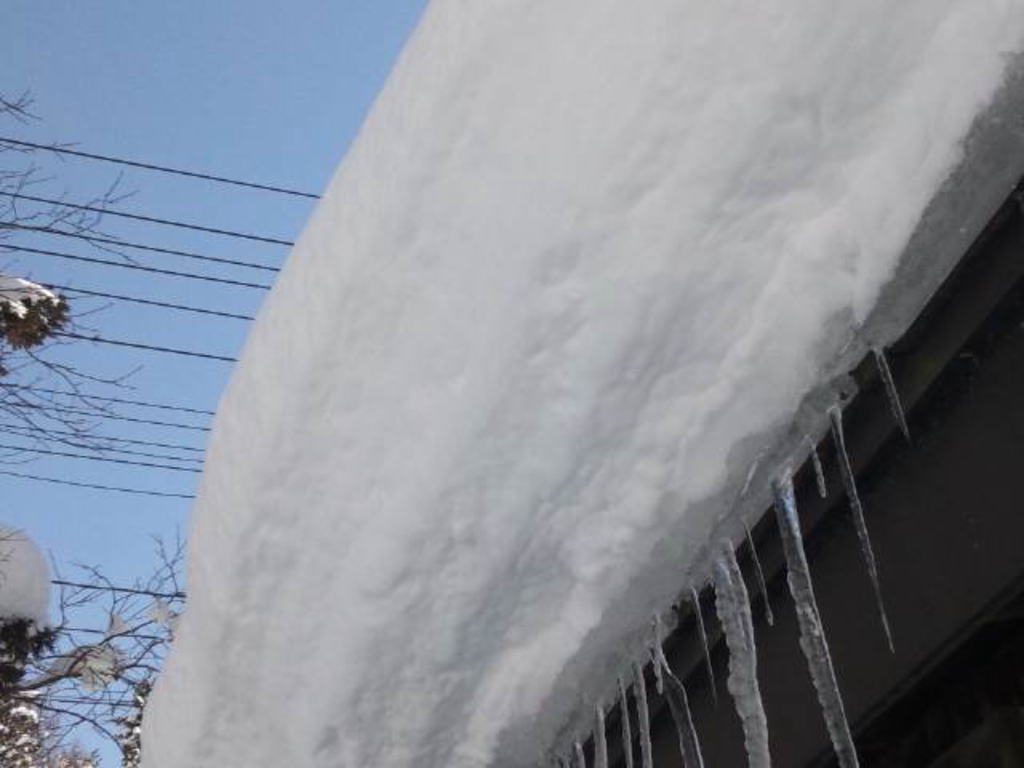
[0,696,43,768]
[0,528,54,691]
[116,680,150,768]
[51,749,97,768]
[0,694,98,768]
[0,275,67,360]
[0,527,50,627]
[0,531,182,762]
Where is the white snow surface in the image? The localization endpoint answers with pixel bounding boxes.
[0,275,59,318]
[0,527,50,625]
[144,2,1024,766]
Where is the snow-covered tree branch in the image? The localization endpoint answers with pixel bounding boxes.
[0,528,183,763]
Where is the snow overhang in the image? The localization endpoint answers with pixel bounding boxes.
[584,53,1024,768]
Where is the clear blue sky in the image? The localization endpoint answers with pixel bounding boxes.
[4,1,427,761]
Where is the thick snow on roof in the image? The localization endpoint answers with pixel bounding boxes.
[0,527,50,626]
[144,2,1024,766]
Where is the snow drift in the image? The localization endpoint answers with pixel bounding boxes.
[144,2,1024,766]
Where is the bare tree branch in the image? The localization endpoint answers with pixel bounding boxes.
[3,533,184,761]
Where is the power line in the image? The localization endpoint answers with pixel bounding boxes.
[7,397,211,432]
[0,436,203,466]
[0,136,319,200]
[0,441,201,472]
[0,222,280,272]
[31,697,138,709]
[4,192,295,247]
[0,423,204,453]
[53,284,255,321]
[0,430,202,464]
[5,243,272,289]
[55,331,237,363]
[0,469,194,498]
[1,383,216,416]
[74,442,200,465]
[51,579,186,600]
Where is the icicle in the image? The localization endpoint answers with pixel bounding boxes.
[828,405,895,653]
[632,660,654,768]
[650,650,664,696]
[618,677,635,768]
[574,740,587,768]
[743,523,775,627]
[772,474,860,768]
[806,436,828,499]
[712,544,771,767]
[688,593,720,712]
[872,347,911,443]
[740,455,761,497]
[652,642,669,688]
[651,614,666,695]
[689,587,717,705]
[594,704,609,768]
[660,653,706,768]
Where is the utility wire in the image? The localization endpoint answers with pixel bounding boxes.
[0,424,204,453]
[0,222,280,272]
[109,446,201,464]
[0,441,200,472]
[5,244,272,289]
[66,442,199,465]
[53,284,255,321]
[51,579,186,600]
[0,136,319,200]
[1,383,216,416]
[10,398,211,432]
[0,469,194,498]
[55,331,237,363]
[0,436,201,466]
[3,192,295,247]
[32,697,139,709]
[0,430,202,464]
